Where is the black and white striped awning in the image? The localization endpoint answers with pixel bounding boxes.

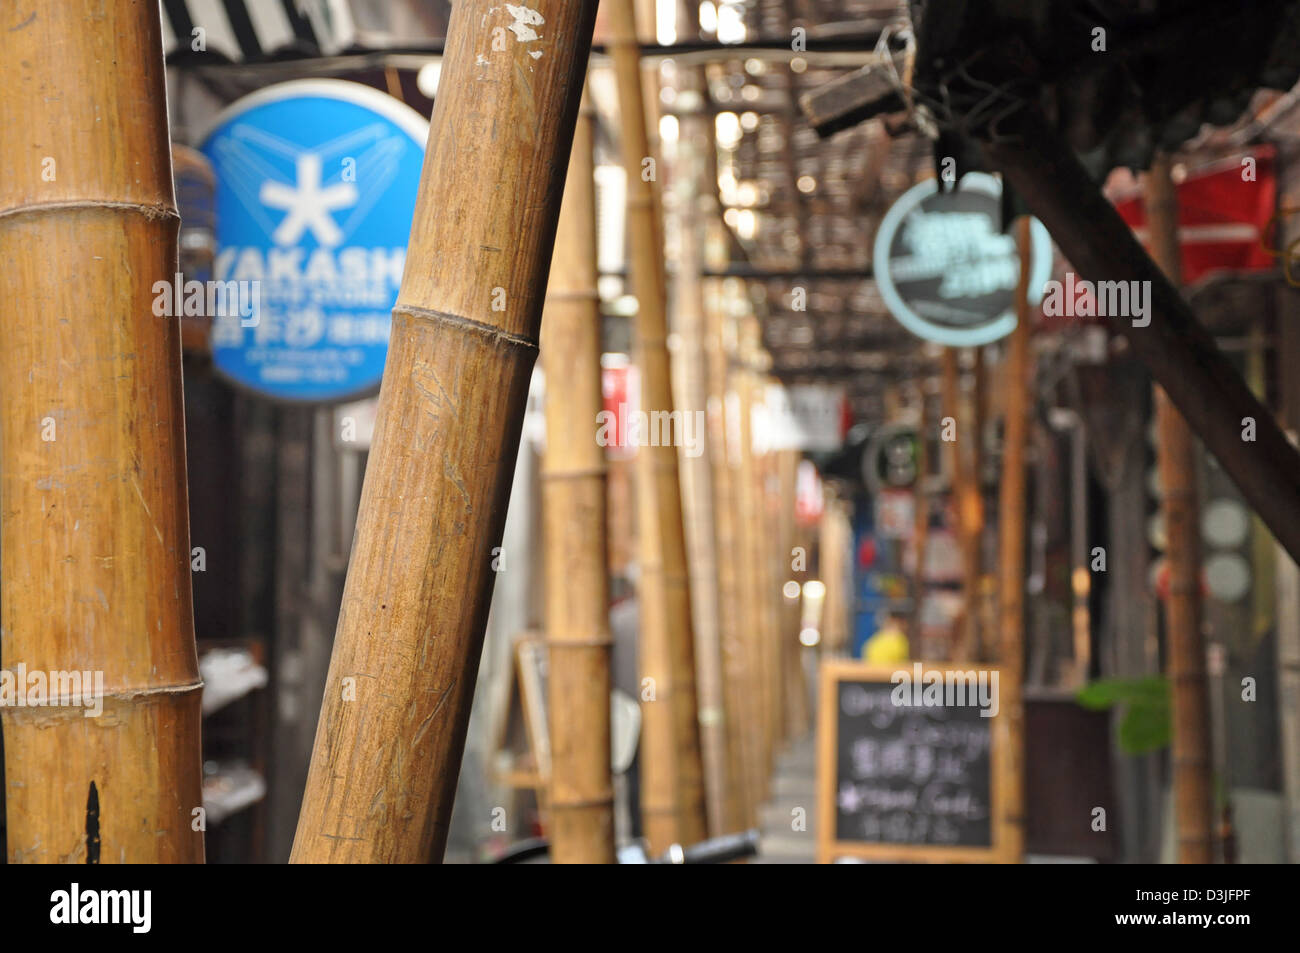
[160,0,356,63]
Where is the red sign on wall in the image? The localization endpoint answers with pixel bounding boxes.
[1114,148,1277,288]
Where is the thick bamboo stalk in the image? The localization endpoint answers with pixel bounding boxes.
[983,111,1300,565]
[0,0,203,864]
[672,85,734,838]
[607,0,708,850]
[1144,154,1214,864]
[291,0,599,863]
[995,217,1034,863]
[540,91,615,863]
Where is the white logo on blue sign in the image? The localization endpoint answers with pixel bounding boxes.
[201,80,428,402]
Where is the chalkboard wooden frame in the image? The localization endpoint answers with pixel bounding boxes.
[816,658,1009,863]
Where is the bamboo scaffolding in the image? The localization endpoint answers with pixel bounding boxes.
[1145,154,1214,864]
[540,90,616,864]
[995,218,1034,863]
[291,0,599,863]
[0,0,204,864]
[607,0,708,850]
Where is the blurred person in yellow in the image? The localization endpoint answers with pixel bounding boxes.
[862,612,909,664]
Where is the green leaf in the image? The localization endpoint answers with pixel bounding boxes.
[1075,676,1168,711]
[1117,700,1172,755]
[1077,676,1172,755]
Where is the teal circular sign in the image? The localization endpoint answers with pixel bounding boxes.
[873,173,1051,346]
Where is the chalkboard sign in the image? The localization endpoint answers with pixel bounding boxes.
[816,659,1007,862]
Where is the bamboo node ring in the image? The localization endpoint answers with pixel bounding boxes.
[392,303,538,352]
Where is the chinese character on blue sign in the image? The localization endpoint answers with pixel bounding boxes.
[201,80,428,402]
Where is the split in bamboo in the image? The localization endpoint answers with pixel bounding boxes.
[0,0,204,863]
[607,0,708,851]
[1144,153,1214,864]
[540,89,616,864]
[291,0,600,863]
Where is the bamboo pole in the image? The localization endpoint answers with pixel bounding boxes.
[779,447,810,739]
[972,347,994,660]
[943,350,981,660]
[754,384,781,764]
[754,362,782,783]
[995,217,1034,863]
[672,79,735,838]
[540,90,615,864]
[763,376,788,763]
[911,384,931,649]
[983,110,1300,565]
[759,375,783,769]
[707,283,758,827]
[1276,146,1300,863]
[767,416,794,746]
[1144,153,1214,864]
[819,489,852,656]
[691,43,753,824]
[732,337,771,803]
[607,0,708,850]
[291,0,599,863]
[0,0,203,864]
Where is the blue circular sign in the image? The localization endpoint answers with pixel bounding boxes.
[200,80,428,402]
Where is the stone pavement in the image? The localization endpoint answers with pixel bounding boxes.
[755,734,818,863]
